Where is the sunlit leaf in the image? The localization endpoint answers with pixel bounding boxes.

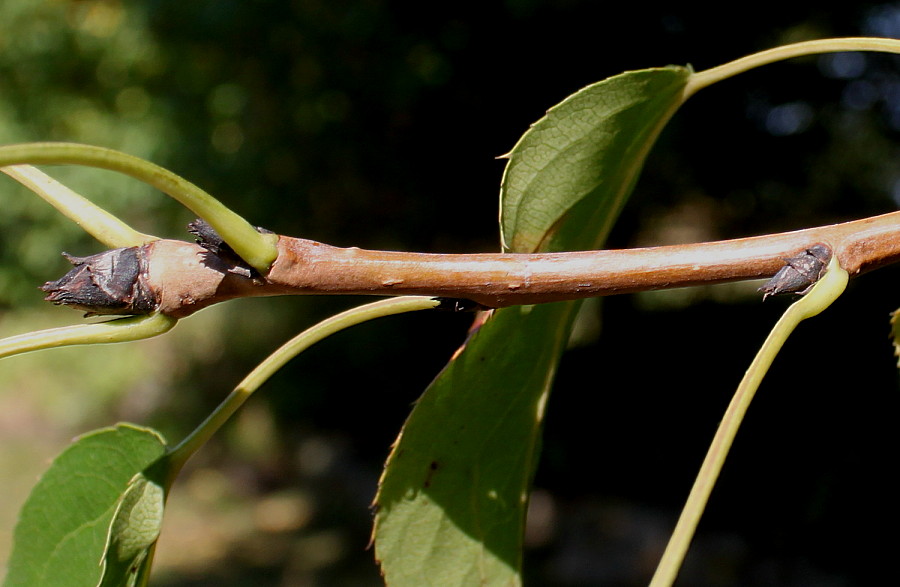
[501,66,691,254]
[375,66,691,585]
[4,424,166,587]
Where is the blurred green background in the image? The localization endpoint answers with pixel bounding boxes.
[2,1,900,585]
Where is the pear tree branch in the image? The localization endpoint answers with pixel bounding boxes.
[46,208,898,319]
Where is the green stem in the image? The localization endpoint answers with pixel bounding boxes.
[0,142,278,272]
[686,37,900,98]
[649,256,849,587]
[0,313,177,360]
[1,165,156,248]
[164,296,442,479]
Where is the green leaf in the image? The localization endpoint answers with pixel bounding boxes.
[96,472,166,587]
[4,424,166,587]
[375,302,578,585]
[375,66,691,586]
[501,66,690,254]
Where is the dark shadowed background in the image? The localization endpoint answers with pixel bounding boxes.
[1,1,899,585]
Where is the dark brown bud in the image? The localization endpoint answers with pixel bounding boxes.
[187,218,272,279]
[41,246,157,316]
[187,218,230,256]
[759,244,832,300]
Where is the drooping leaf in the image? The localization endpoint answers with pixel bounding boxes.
[375,66,692,586]
[375,302,579,584]
[4,424,166,587]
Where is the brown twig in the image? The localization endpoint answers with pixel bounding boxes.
[135,207,900,316]
[45,210,900,318]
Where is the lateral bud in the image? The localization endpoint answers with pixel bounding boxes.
[41,246,157,316]
[187,218,272,279]
[759,244,832,301]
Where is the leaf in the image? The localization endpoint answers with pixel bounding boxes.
[375,66,691,586]
[374,302,578,585]
[4,424,166,587]
[501,66,691,254]
[96,472,166,587]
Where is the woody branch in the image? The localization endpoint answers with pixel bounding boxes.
[42,209,900,319]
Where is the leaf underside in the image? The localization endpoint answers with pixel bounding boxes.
[97,470,167,587]
[374,66,692,586]
[4,424,166,587]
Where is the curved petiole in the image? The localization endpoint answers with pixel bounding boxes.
[685,37,900,98]
[650,253,849,587]
[0,313,177,360]
[1,165,157,248]
[164,296,442,478]
[0,142,278,273]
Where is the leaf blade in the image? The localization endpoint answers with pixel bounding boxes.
[376,66,692,586]
[501,66,691,253]
[4,424,166,587]
[97,472,166,587]
[375,303,578,586]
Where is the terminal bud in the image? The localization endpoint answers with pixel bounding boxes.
[41,247,156,316]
